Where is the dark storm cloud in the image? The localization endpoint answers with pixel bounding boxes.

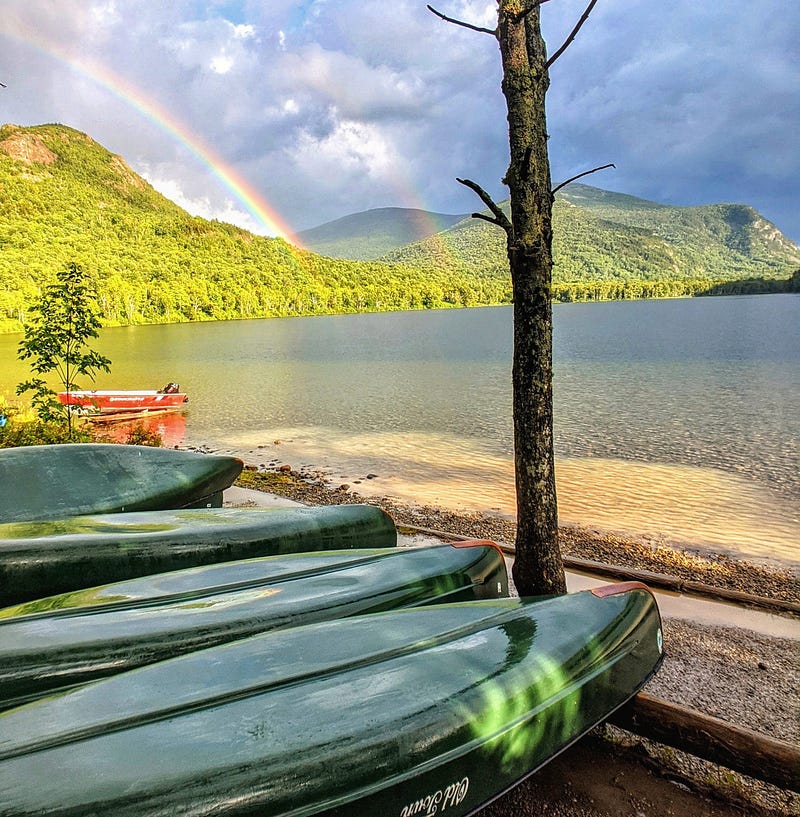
[1,0,797,240]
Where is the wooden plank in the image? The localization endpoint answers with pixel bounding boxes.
[609,692,800,792]
[397,523,800,616]
[561,555,800,616]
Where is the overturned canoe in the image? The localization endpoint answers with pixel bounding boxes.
[0,443,242,523]
[0,583,662,817]
[0,504,396,606]
[0,541,507,709]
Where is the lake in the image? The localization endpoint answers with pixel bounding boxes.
[1,295,798,567]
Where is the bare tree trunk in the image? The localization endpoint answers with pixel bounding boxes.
[498,2,565,595]
[429,0,603,596]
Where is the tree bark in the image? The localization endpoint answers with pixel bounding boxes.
[429,0,567,595]
[498,1,566,595]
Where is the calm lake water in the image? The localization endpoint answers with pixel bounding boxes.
[1,295,798,567]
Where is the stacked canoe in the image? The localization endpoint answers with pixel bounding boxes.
[0,443,663,816]
[0,443,243,521]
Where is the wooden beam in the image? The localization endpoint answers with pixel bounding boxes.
[609,692,800,792]
[560,554,800,616]
[396,522,800,616]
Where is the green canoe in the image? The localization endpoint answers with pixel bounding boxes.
[0,443,243,522]
[0,540,507,709]
[0,503,397,606]
[0,583,662,817]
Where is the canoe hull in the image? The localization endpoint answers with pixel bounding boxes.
[0,443,242,523]
[0,504,396,606]
[0,541,507,708]
[0,584,662,817]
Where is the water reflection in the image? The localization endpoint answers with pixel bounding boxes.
[92,412,187,448]
[1,297,797,566]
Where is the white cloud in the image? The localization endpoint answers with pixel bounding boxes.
[0,0,797,239]
[290,116,396,180]
[452,1,496,30]
[90,2,120,28]
[277,44,430,121]
[141,173,273,236]
[210,55,234,74]
[231,23,255,40]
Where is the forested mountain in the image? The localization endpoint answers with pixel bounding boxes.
[380,184,800,301]
[1,123,797,334]
[0,124,507,333]
[297,207,468,260]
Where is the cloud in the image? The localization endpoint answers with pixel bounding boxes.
[541,0,800,229]
[1,0,797,240]
[140,171,270,235]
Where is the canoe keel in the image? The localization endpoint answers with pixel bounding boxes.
[0,444,242,523]
[0,541,506,708]
[0,504,397,606]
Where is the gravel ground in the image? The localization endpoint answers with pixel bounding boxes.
[231,466,800,816]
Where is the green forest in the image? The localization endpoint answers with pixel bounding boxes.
[1,123,798,334]
[381,186,800,294]
[0,124,509,334]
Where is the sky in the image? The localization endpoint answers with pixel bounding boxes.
[1,0,798,244]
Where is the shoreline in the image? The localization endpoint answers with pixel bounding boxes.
[234,468,800,604]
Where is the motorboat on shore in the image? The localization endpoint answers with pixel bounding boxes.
[57,383,188,415]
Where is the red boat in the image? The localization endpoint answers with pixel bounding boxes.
[57,383,188,415]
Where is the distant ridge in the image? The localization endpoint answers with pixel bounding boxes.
[380,184,800,294]
[1,122,797,335]
[297,207,469,260]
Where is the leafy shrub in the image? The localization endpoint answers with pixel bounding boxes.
[0,416,95,447]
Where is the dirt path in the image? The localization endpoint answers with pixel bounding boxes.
[481,734,789,817]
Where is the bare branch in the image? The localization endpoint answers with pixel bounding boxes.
[545,0,599,69]
[0,82,6,88]
[552,163,615,195]
[427,4,497,36]
[456,177,513,234]
[472,212,504,226]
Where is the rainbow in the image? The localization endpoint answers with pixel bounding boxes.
[3,20,300,245]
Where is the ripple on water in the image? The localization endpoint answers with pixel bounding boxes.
[208,426,800,570]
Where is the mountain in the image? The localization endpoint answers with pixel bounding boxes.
[0,124,508,333]
[297,208,469,260]
[1,123,797,335]
[380,184,800,300]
